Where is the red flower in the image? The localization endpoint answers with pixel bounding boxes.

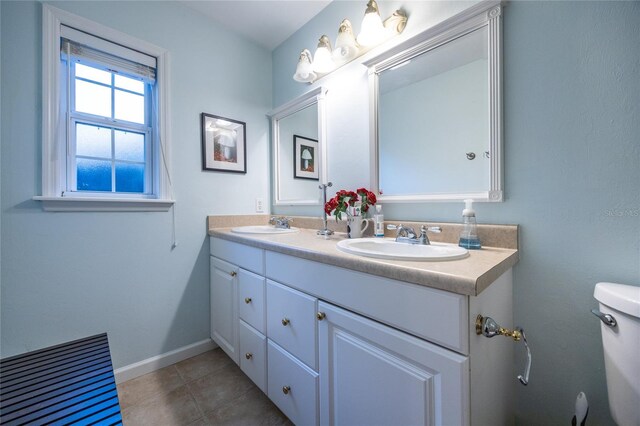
[325,187,377,220]
[324,196,338,215]
[367,191,377,204]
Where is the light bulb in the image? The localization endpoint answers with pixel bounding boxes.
[293,49,317,83]
[333,19,359,64]
[312,35,335,74]
[357,0,385,47]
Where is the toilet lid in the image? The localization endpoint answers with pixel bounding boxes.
[594,282,640,318]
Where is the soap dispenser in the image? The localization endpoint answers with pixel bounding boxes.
[459,199,481,249]
[374,205,384,237]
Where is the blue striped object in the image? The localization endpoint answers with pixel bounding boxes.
[0,333,122,425]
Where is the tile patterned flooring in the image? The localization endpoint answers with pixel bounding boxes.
[117,348,292,425]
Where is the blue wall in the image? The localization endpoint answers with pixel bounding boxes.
[1,1,638,424]
[273,1,639,424]
[0,1,272,368]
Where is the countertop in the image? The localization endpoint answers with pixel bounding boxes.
[208,226,518,297]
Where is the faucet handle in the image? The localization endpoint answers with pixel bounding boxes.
[271,216,293,229]
[388,224,417,238]
[421,225,442,234]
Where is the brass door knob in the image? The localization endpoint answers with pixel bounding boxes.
[245,353,252,360]
[281,318,290,326]
[317,312,326,321]
[230,271,237,277]
[244,297,252,304]
[282,385,291,395]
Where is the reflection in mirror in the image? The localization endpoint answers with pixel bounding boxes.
[269,87,327,205]
[379,26,488,196]
[278,104,318,200]
[366,2,503,202]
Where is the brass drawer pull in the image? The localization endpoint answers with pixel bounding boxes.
[244,297,252,304]
[281,318,290,326]
[245,352,253,360]
[317,312,326,320]
[230,271,237,277]
[282,385,291,395]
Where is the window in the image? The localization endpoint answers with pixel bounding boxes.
[38,5,173,211]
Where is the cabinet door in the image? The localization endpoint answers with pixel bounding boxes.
[210,257,239,364]
[318,302,469,426]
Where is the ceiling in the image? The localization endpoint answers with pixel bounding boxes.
[181,1,333,51]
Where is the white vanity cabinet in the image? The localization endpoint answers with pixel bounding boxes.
[210,238,267,385]
[210,237,514,426]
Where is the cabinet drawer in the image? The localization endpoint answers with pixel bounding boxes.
[266,251,469,354]
[268,340,318,426]
[238,270,266,334]
[210,237,264,275]
[239,320,266,393]
[266,280,317,370]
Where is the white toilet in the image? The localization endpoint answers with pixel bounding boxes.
[593,282,640,426]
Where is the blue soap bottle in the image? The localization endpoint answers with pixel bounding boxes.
[459,199,481,249]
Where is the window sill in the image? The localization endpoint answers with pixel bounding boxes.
[33,196,175,212]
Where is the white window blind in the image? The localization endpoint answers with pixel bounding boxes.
[60,25,156,82]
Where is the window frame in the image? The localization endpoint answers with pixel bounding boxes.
[37,4,173,212]
[68,62,153,196]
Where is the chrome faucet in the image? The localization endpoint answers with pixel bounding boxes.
[269,216,293,229]
[387,224,442,245]
[317,182,334,236]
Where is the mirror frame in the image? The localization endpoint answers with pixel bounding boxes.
[267,87,328,206]
[364,1,504,202]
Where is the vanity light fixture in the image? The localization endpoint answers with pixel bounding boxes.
[357,0,385,47]
[312,35,335,74]
[333,19,359,64]
[293,49,317,83]
[293,1,407,84]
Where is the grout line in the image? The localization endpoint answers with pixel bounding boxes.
[173,363,187,384]
[188,385,209,423]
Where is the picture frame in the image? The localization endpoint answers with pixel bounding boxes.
[293,135,319,180]
[201,113,247,173]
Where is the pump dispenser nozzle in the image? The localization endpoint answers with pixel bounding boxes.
[463,199,475,216]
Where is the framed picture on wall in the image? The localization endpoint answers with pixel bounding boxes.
[293,135,319,180]
[201,113,247,173]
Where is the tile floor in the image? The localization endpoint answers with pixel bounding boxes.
[116,348,292,425]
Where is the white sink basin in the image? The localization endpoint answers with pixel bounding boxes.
[337,238,469,261]
[231,225,298,234]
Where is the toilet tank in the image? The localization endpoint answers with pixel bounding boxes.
[594,282,640,426]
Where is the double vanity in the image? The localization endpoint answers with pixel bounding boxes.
[210,3,513,424]
[208,215,519,426]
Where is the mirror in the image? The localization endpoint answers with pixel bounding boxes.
[268,87,327,205]
[365,2,503,202]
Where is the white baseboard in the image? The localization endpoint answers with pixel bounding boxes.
[114,338,217,384]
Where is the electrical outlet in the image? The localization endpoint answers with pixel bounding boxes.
[255,198,265,213]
